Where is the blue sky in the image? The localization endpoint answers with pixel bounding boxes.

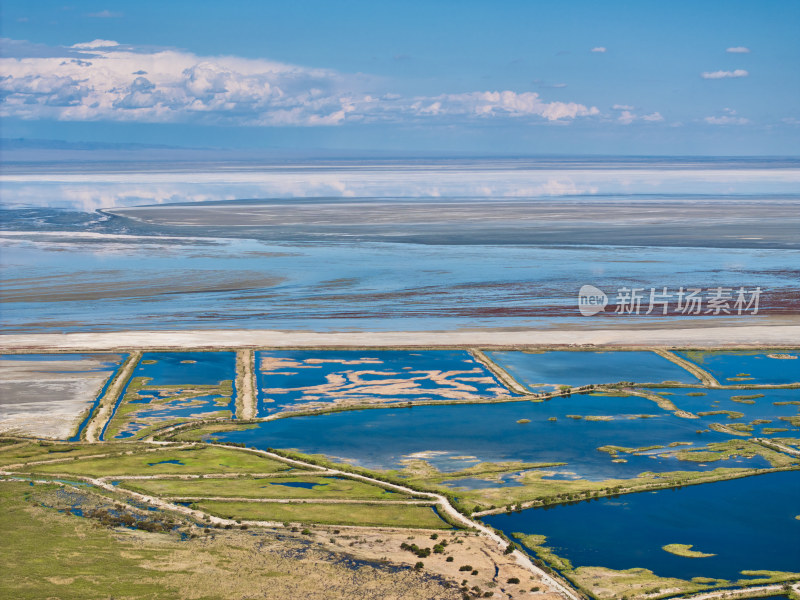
[1,0,798,155]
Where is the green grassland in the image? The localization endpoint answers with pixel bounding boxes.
[0,480,453,600]
[0,440,151,467]
[15,445,295,477]
[121,474,410,500]
[195,499,451,529]
[0,481,191,599]
[164,421,261,442]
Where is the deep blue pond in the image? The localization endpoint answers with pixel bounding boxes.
[213,395,768,480]
[484,470,800,582]
[487,350,700,392]
[254,349,512,416]
[676,350,800,385]
[130,351,236,386]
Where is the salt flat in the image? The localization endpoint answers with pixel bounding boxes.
[2,323,799,352]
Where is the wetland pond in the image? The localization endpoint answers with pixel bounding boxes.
[484,469,800,583]
[213,393,772,482]
[676,350,800,385]
[653,387,800,437]
[487,351,700,392]
[102,351,236,440]
[255,349,512,415]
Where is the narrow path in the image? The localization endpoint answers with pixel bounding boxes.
[627,388,699,419]
[753,438,800,457]
[162,497,436,505]
[100,471,314,481]
[469,349,530,395]
[236,349,257,420]
[85,351,141,442]
[654,349,720,387]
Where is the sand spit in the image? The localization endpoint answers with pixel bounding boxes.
[2,324,799,352]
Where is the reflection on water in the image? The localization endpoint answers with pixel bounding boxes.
[488,350,700,391]
[2,233,798,332]
[677,350,800,385]
[2,159,799,333]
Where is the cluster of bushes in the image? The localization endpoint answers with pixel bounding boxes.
[400,542,432,558]
[81,507,174,533]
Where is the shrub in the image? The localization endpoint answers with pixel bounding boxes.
[459,565,473,572]
[506,577,520,584]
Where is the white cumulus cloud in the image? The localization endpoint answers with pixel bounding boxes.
[0,39,600,127]
[701,69,749,79]
[591,47,607,53]
[726,46,750,53]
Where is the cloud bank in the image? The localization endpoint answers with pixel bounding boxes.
[0,38,599,127]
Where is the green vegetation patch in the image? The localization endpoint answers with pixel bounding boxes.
[696,410,745,419]
[162,421,260,442]
[569,565,720,600]
[103,377,234,440]
[121,474,406,500]
[662,543,716,558]
[731,394,764,403]
[674,440,797,467]
[512,532,573,571]
[22,445,292,477]
[195,500,451,529]
[0,441,151,469]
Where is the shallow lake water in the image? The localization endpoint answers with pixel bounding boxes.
[484,470,800,582]
[653,387,800,437]
[676,350,800,385]
[102,351,236,440]
[255,349,511,415]
[214,394,768,480]
[487,350,700,391]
